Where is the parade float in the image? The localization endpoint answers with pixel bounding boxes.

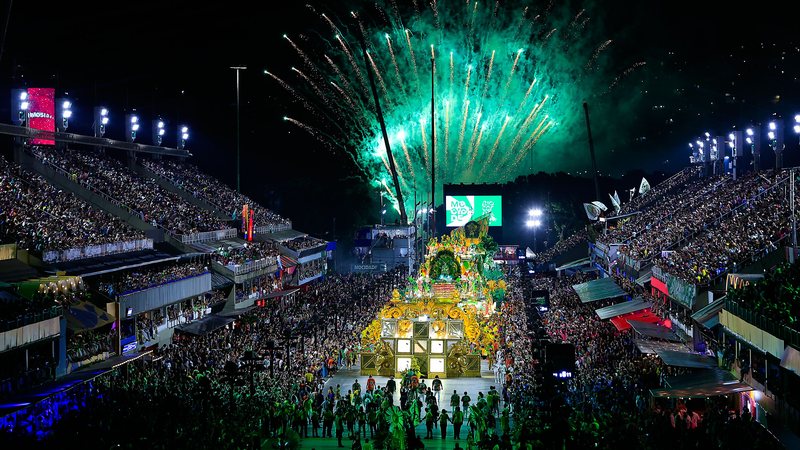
[360,219,505,378]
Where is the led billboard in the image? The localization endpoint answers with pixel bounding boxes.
[445,195,502,227]
[27,88,55,145]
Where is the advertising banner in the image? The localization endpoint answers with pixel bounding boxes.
[27,88,56,145]
[445,195,502,227]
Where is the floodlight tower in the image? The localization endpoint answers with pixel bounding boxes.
[745,127,760,172]
[125,113,140,143]
[152,119,166,146]
[767,120,784,169]
[728,131,743,180]
[93,107,109,138]
[177,125,189,150]
[56,99,73,132]
[11,89,28,127]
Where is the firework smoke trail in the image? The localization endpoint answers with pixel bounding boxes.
[465,110,483,170]
[608,61,646,91]
[468,122,488,172]
[385,34,407,99]
[269,0,649,214]
[397,132,417,186]
[587,39,612,70]
[443,99,451,170]
[503,49,523,95]
[366,51,390,99]
[284,35,322,79]
[514,78,537,116]
[480,50,496,103]
[419,117,429,169]
[456,99,471,160]
[334,32,369,97]
[479,114,511,177]
[404,29,421,93]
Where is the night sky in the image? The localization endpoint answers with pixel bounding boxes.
[2,0,799,241]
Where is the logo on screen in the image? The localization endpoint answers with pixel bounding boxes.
[449,199,473,223]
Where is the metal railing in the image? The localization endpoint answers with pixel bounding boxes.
[178,228,237,244]
[0,306,61,333]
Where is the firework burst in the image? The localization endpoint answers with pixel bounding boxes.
[270,0,646,215]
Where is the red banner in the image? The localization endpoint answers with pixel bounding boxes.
[650,276,668,296]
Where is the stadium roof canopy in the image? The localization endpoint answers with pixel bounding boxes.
[572,277,626,303]
[595,298,651,320]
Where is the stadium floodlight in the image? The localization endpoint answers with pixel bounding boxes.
[93,107,109,137]
[769,121,777,131]
[153,119,166,145]
[768,131,775,140]
[12,88,29,126]
[177,125,189,149]
[125,114,140,142]
[746,128,754,136]
[704,131,710,138]
[528,208,543,218]
[57,98,73,131]
[795,115,800,141]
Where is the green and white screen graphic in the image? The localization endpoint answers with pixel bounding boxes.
[445,196,503,227]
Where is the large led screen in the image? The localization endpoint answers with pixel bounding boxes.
[27,88,55,145]
[445,195,502,227]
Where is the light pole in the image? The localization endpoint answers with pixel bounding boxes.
[526,208,543,253]
[231,66,247,193]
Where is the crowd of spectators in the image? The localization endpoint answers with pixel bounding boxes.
[618,167,700,215]
[654,172,792,285]
[141,159,290,229]
[726,261,800,331]
[32,148,227,235]
[296,258,325,281]
[533,230,587,264]
[212,241,279,268]
[496,267,782,449]
[0,269,405,449]
[66,328,114,363]
[235,274,280,303]
[96,261,208,297]
[0,155,144,255]
[283,236,326,252]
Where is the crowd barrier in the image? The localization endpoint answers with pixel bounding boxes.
[118,272,212,315]
[226,257,278,276]
[42,239,154,263]
[178,229,237,244]
[0,315,60,352]
[255,223,292,235]
[0,244,16,261]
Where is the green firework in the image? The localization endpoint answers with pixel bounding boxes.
[269,1,646,216]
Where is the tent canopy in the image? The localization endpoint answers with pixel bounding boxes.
[556,257,591,272]
[572,278,626,303]
[66,301,115,332]
[650,368,752,398]
[691,298,725,329]
[656,350,717,369]
[176,315,234,335]
[629,320,683,342]
[610,310,660,331]
[635,270,653,287]
[634,339,691,355]
[595,298,651,320]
